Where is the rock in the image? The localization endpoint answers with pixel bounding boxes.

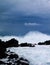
[38,40,50,45]
[45,40,50,45]
[0,46,6,58]
[0,61,5,64]
[0,38,19,48]
[0,39,5,48]
[0,50,29,65]
[19,57,29,62]
[19,43,35,47]
[38,42,45,45]
[29,44,35,47]
[19,43,28,47]
[8,53,19,59]
[0,38,30,65]
[5,38,19,48]
[16,57,29,65]
[0,39,7,58]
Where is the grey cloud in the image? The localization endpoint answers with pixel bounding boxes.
[6,0,50,17]
[0,0,50,18]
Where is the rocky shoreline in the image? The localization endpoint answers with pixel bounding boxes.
[0,50,29,65]
[0,38,30,65]
[0,38,50,65]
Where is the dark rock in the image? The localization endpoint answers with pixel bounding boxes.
[8,54,19,59]
[16,57,29,65]
[0,50,29,65]
[45,40,50,45]
[0,38,30,65]
[5,38,19,48]
[38,40,50,45]
[38,42,45,45]
[0,46,6,58]
[0,39,5,48]
[19,57,29,62]
[29,44,35,47]
[0,39,6,58]
[0,38,19,48]
[0,53,7,59]
[19,43,28,47]
[19,42,35,47]
[0,38,19,59]
[0,61,5,64]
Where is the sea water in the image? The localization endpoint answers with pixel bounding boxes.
[7,45,50,65]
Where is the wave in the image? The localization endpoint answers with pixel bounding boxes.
[0,31,50,44]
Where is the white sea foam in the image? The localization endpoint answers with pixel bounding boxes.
[0,31,50,65]
[7,45,50,65]
[0,31,50,44]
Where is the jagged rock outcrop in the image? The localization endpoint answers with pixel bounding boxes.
[0,38,19,48]
[0,38,36,47]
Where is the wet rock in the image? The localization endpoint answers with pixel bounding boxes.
[0,47,6,58]
[8,53,19,59]
[0,50,29,65]
[16,57,29,65]
[0,38,19,48]
[19,43,35,47]
[38,40,50,45]
[45,40,50,45]
[38,42,45,45]
[0,61,5,64]
[5,38,19,48]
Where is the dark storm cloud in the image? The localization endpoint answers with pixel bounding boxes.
[1,0,50,18]
[0,0,50,35]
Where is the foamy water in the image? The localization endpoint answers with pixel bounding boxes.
[7,45,50,65]
[0,31,50,65]
[0,31,50,44]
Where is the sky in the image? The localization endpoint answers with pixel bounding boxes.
[0,0,50,36]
